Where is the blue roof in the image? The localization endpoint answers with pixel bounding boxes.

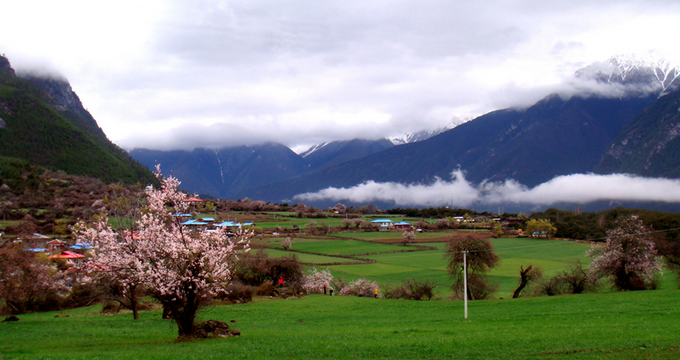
[182,219,208,226]
[371,219,393,223]
[201,217,215,221]
[70,242,93,250]
[216,221,243,227]
[395,221,410,225]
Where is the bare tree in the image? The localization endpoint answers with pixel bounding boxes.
[512,265,543,298]
[445,235,499,300]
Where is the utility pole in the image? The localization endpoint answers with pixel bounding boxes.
[463,250,468,319]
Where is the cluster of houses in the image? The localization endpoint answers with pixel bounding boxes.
[12,210,253,265]
[371,219,412,231]
[17,233,91,265]
[174,213,254,233]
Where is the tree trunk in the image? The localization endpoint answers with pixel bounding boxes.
[127,284,140,320]
[512,265,532,298]
[162,303,172,319]
[172,284,199,338]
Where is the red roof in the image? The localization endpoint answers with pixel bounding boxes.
[183,197,203,203]
[49,251,85,259]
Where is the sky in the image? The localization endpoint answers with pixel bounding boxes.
[3,0,680,153]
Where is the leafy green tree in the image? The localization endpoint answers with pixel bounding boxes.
[490,220,504,238]
[526,218,557,238]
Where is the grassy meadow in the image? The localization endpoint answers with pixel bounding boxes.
[2,290,679,359]
[4,220,680,359]
[259,232,597,299]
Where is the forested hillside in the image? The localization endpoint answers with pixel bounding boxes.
[0,56,156,186]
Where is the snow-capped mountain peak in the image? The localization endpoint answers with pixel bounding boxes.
[576,53,680,94]
[388,120,464,145]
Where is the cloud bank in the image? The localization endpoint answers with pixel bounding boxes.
[293,170,680,208]
[4,1,680,151]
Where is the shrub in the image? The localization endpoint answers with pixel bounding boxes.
[219,281,256,304]
[533,276,568,297]
[383,279,436,300]
[256,281,274,296]
[339,278,378,297]
[558,261,599,294]
[232,251,304,294]
[330,277,346,294]
[302,268,334,294]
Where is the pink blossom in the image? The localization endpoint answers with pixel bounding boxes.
[75,167,251,336]
[587,215,662,291]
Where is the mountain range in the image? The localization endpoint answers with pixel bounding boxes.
[5,52,680,212]
[127,55,680,211]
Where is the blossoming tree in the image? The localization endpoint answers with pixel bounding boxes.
[76,166,250,337]
[302,268,333,294]
[587,215,661,291]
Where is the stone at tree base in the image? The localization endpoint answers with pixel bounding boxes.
[194,320,241,338]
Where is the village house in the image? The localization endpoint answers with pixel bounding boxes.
[394,221,411,230]
[371,219,394,231]
[46,239,67,255]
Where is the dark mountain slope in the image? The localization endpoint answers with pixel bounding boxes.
[21,75,109,144]
[130,143,307,198]
[0,56,157,185]
[301,138,394,171]
[245,93,657,202]
[595,89,680,177]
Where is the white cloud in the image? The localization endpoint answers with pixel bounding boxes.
[293,170,680,207]
[3,1,680,150]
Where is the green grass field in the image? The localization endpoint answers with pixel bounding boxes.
[2,290,679,359]
[329,231,455,242]
[261,235,597,299]
[3,232,679,359]
[262,249,365,265]
[256,233,680,299]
